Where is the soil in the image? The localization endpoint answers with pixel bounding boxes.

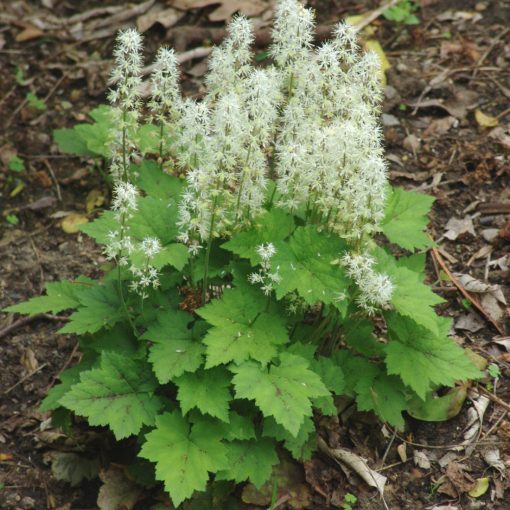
[1,1,509,509]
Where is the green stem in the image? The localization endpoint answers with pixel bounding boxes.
[202,198,218,304]
[122,109,128,182]
[117,263,137,337]
[158,122,164,172]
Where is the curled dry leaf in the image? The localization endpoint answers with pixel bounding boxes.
[456,274,507,323]
[317,437,386,495]
[482,447,506,474]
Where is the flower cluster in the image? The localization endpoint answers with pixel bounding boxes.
[129,236,162,298]
[108,28,143,181]
[342,253,394,314]
[104,182,139,265]
[249,243,281,295]
[103,0,394,315]
[149,47,181,165]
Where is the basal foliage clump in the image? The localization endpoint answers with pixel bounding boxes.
[6,0,481,505]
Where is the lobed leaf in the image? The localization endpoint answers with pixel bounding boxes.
[197,286,288,368]
[142,309,205,383]
[272,226,348,306]
[140,411,228,506]
[385,313,482,400]
[382,186,435,251]
[60,352,162,439]
[231,353,330,437]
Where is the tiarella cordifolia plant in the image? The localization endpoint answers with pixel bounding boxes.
[7,0,481,506]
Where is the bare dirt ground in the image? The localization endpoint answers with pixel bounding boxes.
[0,0,509,509]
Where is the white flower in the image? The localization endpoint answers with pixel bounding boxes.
[342,253,394,313]
[111,182,139,218]
[250,243,280,295]
[270,0,315,69]
[140,237,162,258]
[206,15,254,100]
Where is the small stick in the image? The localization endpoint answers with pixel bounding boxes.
[353,0,399,32]
[4,363,49,395]
[471,27,510,80]
[477,385,510,414]
[0,314,68,340]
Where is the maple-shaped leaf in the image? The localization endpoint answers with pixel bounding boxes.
[231,353,330,436]
[272,226,348,305]
[222,208,295,264]
[386,264,445,336]
[217,438,278,488]
[142,309,205,383]
[385,313,482,400]
[355,371,408,429]
[139,411,228,506]
[197,286,288,368]
[175,367,232,422]
[382,186,435,251]
[4,278,89,316]
[60,352,162,439]
[263,415,316,460]
[58,281,124,334]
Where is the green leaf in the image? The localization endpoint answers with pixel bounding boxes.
[4,280,83,316]
[26,91,46,110]
[142,309,205,383]
[272,226,348,306]
[60,352,162,439]
[222,208,295,264]
[58,281,123,334]
[224,412,256,440]
[176,367,232,422]
[382,186,435,251]
[197,286,288,368]
[140,411,228,506]
[8,155,25,172]
[137,124,160,154]
[355,371,408,429]
[407,386,468,422]
[134,160,184,200]
[53,128,93,156]
[263,416,316,460]
[385,263,445,336]
[343,318,384,357]
[217,438,278,487]
[232,353,330,436]
[385,313,482,400]
[40,355,96,412]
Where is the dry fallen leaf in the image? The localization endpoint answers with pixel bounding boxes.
[397,443,407,462]
[413,450,431,470]
[482,448,506,474]
[97,466,142,510]
[456,274,507,323]
[16,25,44,42]
[20,347,39,372]
[61,213,89,234]
[86,189,105,213]
[475,109,498,128]
[454,313,483,333]
[444,216,476,240]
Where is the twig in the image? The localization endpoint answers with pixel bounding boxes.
[379,427,397,468]
[429,245,505,335]
[43,159,62,201]
[353,0,399,32]
[0,314,68,340]
[4,363,49,394]
[471,28,510,80]
[477,385,510,414]
[45,341,80,392]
